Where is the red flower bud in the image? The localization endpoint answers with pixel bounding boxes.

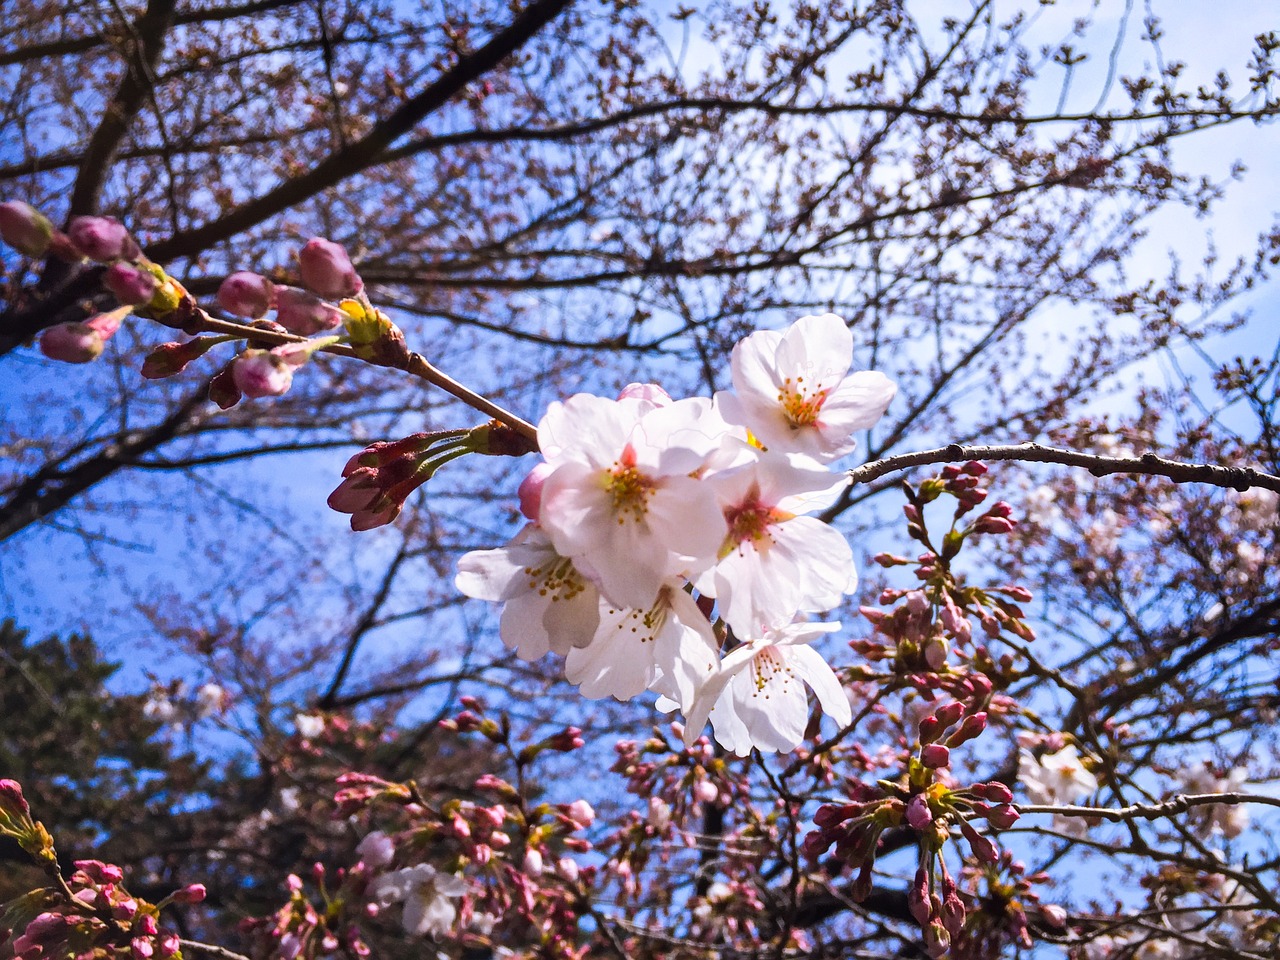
[921,744,951,768]
[171,883,206,904]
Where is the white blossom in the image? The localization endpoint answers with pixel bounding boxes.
[294,713,325,739]
[682,621,851,756]
[719,313,896,463]
[537,394,727,607]
[456,524,601,659]
[371,864,467,938]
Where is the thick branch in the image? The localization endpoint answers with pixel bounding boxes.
[68,0,180,218]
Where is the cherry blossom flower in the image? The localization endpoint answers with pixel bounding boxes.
[1181,763,1249,839]
[696,451,854,636]
[563,581,719,710]
[536,394,727,608]
[719,313,896,463]
[1019,744,1098,836]
[294,713,325,739]
[370,864,467,938]
[356,830,396,869]
[1230,485,1278,533]
[681,621,851,755]
[455,524,601,660]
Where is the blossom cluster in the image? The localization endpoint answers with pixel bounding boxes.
[456,313,896,755]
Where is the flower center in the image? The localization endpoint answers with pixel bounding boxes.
[606,448,655,524]
[524,556,589,602]
[722,500,784,556]
[749,645,795,696]
[777,375,829,428]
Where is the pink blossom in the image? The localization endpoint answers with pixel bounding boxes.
[682,621,851,755]
[298,237,362,298]
[40,321,106,363]
[536,394,727,608]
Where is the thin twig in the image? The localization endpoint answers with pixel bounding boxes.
[1022,791,1280,822]
[846,442,1280,494]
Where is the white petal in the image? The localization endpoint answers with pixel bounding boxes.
[786,643,852,727]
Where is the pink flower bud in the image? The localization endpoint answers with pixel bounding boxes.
[522,848,544,877]
[299,237,362,298]
[693,780,718,804]
[132,937,155,959]
[137,915,159,936]
[971,781,1014,804]
[218,272,275,319]
[275,286,345,335]
[557,856,579,882]
[974,515,1016,535]
[1040,903,1067,929]
[908,867,932,925]
[921,744,950,769]
[158,932,181,959]
[103,262,158,306]
[906,794,933,830]
[141,339,216,379]
[946,712,987,748]
[40,321,105,363]
[231,349,293,398]
[518,462,555,521]
[983,803,1020,829]
[67,215,139,261]
[355,832,395,870]
[959,820,998,862]
[0,201,53,257]
[113,898,139,920]
[171,883,207,904]
[0,779,30,817]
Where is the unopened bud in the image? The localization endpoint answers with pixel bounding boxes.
[908,867,932,925]
[103,261,158,306]
[921,744,950,769]
[556,856,579,882]
[231,349,293,398]
[171,883,207,904]
[522,848,543,877]
[67,215,139,261]
[0,201,53,257]
[40,321,105,363]
[218,272,275,319]
[519,462,554,521]
[974,516,1016,535]
[275,286,345,335]
[946,712,987,748]
[299,237,362,299]
[906,794,933,830]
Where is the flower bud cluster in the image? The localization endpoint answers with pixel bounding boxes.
[0,783,197,960]
[328,429,492,530]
